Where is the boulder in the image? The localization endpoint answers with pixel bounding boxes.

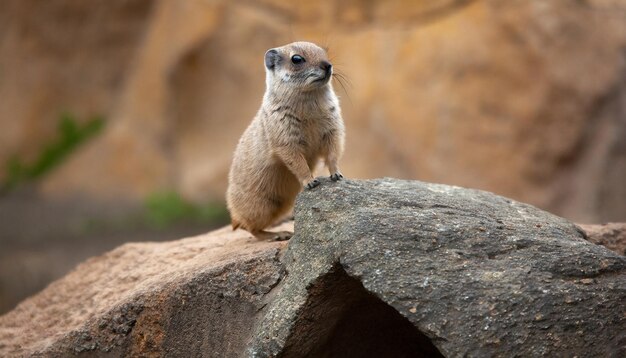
[1,178,624,357]
[251,178,626,357]
[0,225,289,357]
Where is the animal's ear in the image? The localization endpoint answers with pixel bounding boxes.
[264,49,280,70]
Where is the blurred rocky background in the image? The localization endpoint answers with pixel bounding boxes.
[0,0,625,313]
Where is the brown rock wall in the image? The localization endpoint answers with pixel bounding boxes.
[1,0,625,221]
[0,0,154,171]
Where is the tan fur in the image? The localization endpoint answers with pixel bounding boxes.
[226,41,345,241]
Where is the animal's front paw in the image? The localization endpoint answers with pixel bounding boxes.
[330,172,343,181]
[306,178,321,190]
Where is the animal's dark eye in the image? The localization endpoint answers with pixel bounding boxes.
[291,55,305,64]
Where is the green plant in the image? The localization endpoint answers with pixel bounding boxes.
[2,113,105,192]
[143,190,229,229]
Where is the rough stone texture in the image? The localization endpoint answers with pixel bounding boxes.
[580,222,626,256]
[1,179,625,357]
[0,224,290,357]
[1,0,625,222]
[250,178,626,357]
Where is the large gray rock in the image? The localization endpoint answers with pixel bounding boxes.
[249,178,626,357]
[1,178,624,357]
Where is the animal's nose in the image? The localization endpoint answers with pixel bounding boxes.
[320,61,332,73]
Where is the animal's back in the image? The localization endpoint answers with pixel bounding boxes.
[226,117,300,231]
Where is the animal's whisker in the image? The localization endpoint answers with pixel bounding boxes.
[332,72,353,107]
[333,72,353,88]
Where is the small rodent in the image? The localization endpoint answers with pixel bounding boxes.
[226,41,345,241]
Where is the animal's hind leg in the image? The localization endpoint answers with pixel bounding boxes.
[247,199,294,241]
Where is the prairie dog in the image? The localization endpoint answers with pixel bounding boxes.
[226,41,345,241]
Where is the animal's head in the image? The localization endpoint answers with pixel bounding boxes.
[264,41,332,92]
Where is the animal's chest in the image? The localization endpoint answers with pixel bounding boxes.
[299,114,333,153]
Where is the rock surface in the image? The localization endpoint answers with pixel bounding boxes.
[250,178,626,357]
[0,224,290,357]
[1,178,625,357]
[1,0,626,222]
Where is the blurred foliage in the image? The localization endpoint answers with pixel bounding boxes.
[76,191,229,234]
[2,113,105,192]
[143,191,230,229]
